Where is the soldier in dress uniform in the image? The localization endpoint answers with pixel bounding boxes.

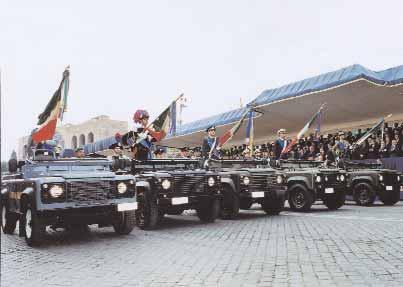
[201,125,221,159]
[274,128,288,160]
[132,109,155,160]
[74,147,85,158]
[108,142,126,160]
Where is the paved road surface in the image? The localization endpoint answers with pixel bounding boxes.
[2,201,403,287]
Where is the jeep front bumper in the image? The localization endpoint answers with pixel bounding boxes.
[240,185,287,199]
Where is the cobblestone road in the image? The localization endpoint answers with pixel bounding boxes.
[2,201,403,287]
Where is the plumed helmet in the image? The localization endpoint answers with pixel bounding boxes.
[133,109,149,123]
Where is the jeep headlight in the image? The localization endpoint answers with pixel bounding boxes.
[276,175,283,184]
[379,175,384,182]
[315,175,321,183]
[242,176,250,185]
[208,176,215,187]
[340,174,345,182]
[49,185,64,198]
[161,179,171,190]
[117,182,128,194]
[398,175,401,182]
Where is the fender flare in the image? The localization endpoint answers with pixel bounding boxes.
[1,186,9,200]
[221,178,236,193]
[20,187,35,211]
[351,176,375,187]
[287,176,310,188]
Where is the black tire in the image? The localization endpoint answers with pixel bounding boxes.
[1,202,17,234]
[220,185,240,220]
[196,198,220,223]
[135,190,159,230]
[323,192,345,210]
[353,182,376,206]
[261,196,285,215]
[239,199,253,210]
[379,189,400,206]
[23,207,46,247]
[113,210,136,235]
[288,184,314,212]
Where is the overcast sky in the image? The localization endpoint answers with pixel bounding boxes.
[1,0,403,160]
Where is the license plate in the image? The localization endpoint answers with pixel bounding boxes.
[172,197,188,205]
[251,192,265,198]
[117,202,138,212]
[386,186,393,191]
[325,188,334,194]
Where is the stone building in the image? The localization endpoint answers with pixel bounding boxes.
[17,115,128,159]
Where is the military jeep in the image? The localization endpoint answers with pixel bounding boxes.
[1,151,137,246]
[343,161,401,206]
[114,159,222,230]
[205,159,287,218]
[272,160,347,211]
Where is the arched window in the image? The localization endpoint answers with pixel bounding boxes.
[88,132,94,143]
[79,134,86,146]
[71,136,77,149]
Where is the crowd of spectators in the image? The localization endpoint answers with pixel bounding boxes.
[165,121,403,161]
[220,121,403,161]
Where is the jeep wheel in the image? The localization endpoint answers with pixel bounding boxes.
[379,190,400,206]
[220,185,240,220]
[196,198,220,223]
[323,192,345,210]
[288,184,313,212]
[23,207,46,247]
[1,202,17,234]
[353,182,375,206]
[239,199,253,210]
[113,210,136,235]
[135,191,159,230]
[261,196,285,215]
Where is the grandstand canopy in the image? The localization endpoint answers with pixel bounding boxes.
[162,64,403,148]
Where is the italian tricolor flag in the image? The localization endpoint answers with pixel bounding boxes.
[31,68,70,143]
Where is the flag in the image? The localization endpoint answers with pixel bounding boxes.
[218,107,251,147]
[245,109,254,156]
[282,104,325,155]
[352,114,392,148]
[32,68,70,143]
[146,95,181,142]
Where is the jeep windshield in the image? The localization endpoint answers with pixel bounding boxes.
[278,160,323,169]
[208,159,268,170]
[25,160,111,177]
[344,161,383,170]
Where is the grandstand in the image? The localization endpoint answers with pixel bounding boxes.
[162,64,403,148]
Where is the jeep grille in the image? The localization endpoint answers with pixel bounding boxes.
[250,174,268,190]
[67,180,116,204]
[383,174,398,185]
[172,173,206,193]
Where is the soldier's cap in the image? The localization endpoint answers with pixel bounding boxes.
[75,147,84,152]
[338,131,345,136]
[277,128,286,134]
[109,142,123,150]
[206,125,216,132]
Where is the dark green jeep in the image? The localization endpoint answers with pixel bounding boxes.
[343,161,401,206]
[273,160,347,212]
